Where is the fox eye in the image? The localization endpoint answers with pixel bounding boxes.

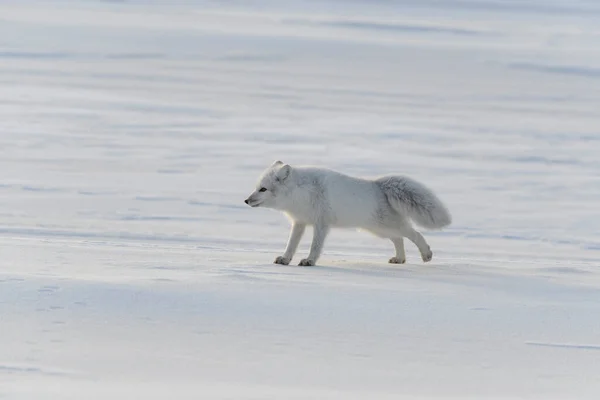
[259,187,267,192]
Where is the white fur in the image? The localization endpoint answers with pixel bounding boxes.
[245,161,452,266]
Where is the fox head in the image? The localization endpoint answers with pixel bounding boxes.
[244,160,292,209]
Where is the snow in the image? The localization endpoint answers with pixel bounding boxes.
[1,0,600,398]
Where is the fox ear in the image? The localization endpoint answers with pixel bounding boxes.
[276,164,291,181]
[272,160,284,167]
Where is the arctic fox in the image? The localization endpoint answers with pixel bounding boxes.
[244,161,451,266]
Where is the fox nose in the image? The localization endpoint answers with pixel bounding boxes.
[244,199,249,204]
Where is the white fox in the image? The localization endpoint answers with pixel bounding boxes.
[244,161,451,266]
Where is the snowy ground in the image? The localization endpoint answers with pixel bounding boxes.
[1,0,600,398]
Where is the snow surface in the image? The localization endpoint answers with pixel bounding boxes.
[1,0,600,398]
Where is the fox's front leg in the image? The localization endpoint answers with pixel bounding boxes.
[274,222,306,265]
[299,222,329,266]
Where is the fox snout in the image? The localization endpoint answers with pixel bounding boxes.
[244,194,259,207]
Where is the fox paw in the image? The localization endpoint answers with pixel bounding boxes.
[421,249,433,262]
[389,257,406,264]
[274,256,290,265]
[298,258,315,267]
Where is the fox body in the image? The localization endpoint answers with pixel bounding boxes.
[244,161,451,266]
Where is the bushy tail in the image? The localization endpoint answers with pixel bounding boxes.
[377,176,452,229]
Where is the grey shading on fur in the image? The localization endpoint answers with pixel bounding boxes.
[375,176,452,229]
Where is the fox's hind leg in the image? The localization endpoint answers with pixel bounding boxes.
[389,238,406,264]
[404,228,433,262]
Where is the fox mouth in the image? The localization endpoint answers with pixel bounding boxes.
[244,199,262,207]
